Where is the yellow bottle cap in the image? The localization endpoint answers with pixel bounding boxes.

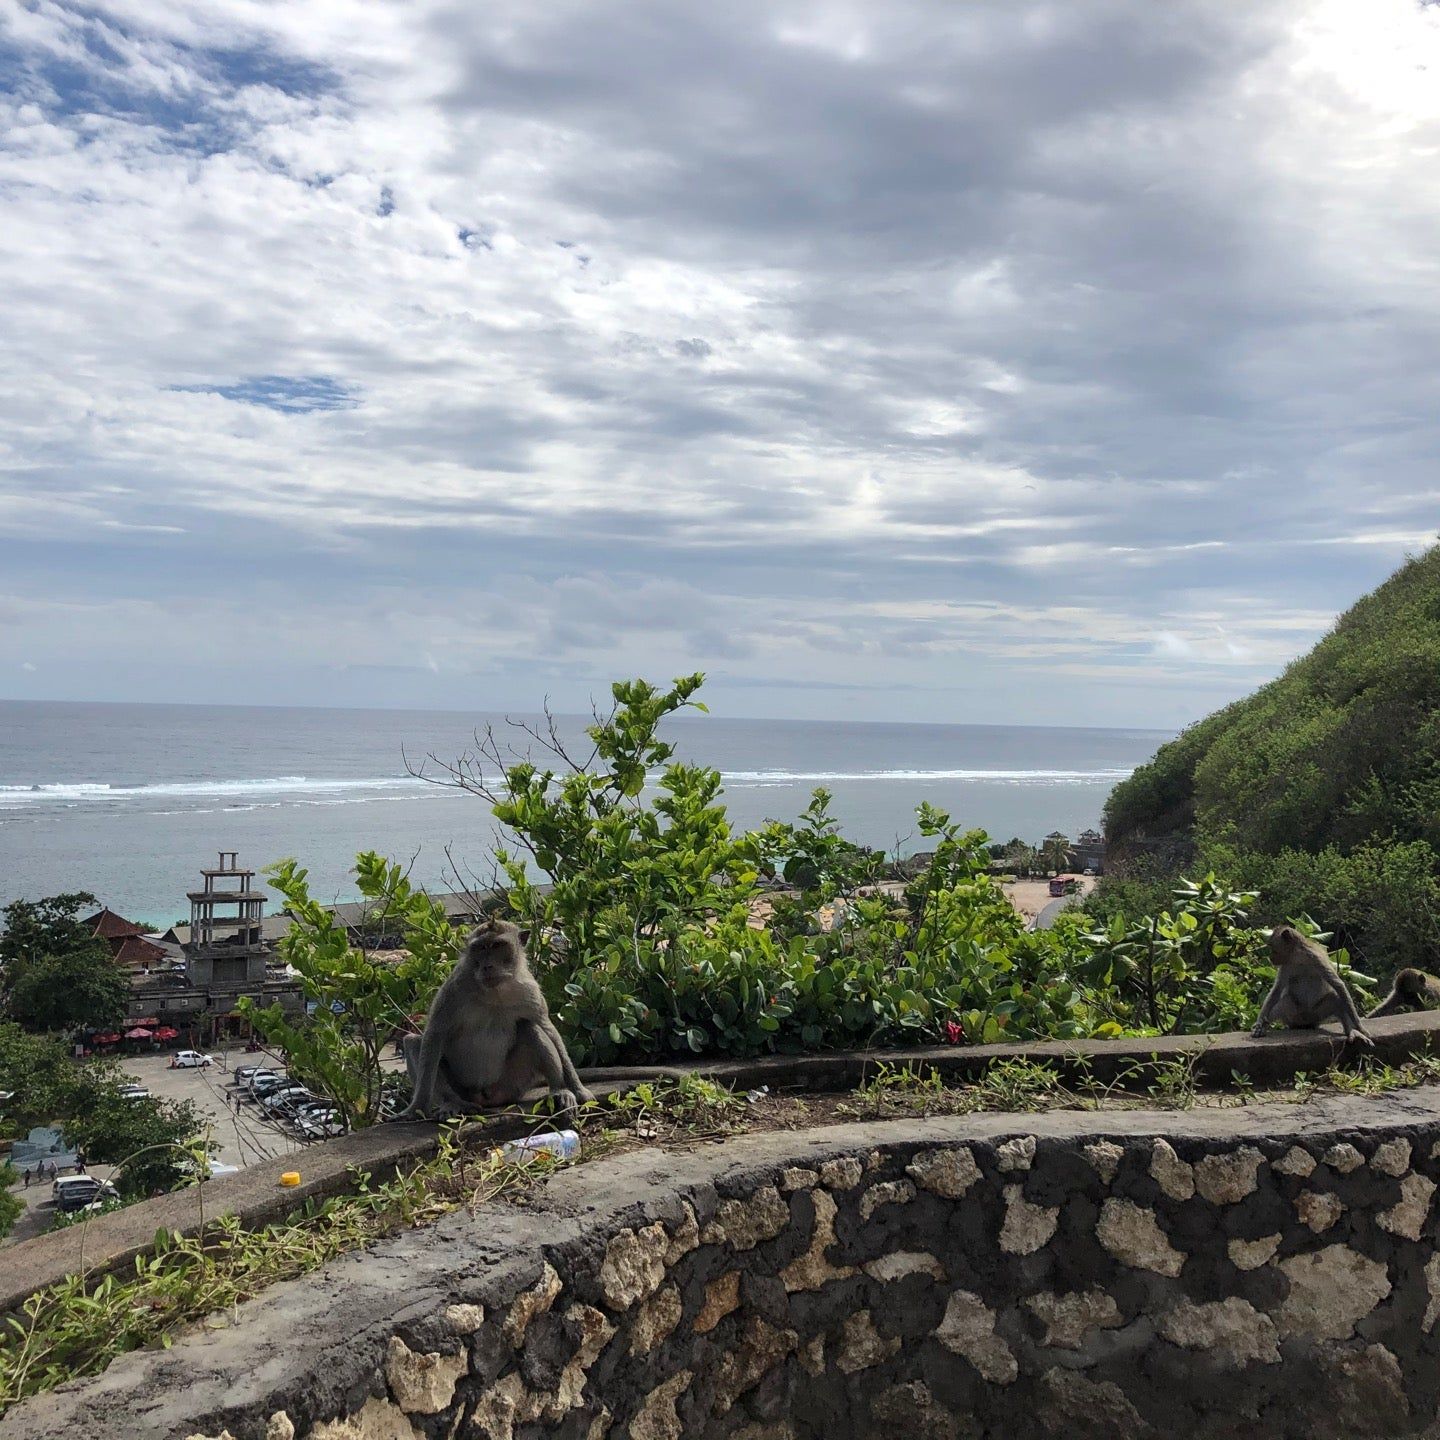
[279,1171,301,1187]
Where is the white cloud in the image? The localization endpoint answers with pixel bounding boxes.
[1,0,1438,724]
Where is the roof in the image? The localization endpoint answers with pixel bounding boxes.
[166,914,293,947]
[112,934,167,969]
[85,908,145,941]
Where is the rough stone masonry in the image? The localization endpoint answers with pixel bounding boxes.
[6,1091,1440,1440]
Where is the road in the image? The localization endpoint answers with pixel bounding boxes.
[1034,895,1073,929]
[1032,878,1096,930]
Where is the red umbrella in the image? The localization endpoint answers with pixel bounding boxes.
[154,1026,179,1040]
[124,1027,153,1040]
[93,1032,122,1044]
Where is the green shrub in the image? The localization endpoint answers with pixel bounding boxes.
[0,1165,21,1242]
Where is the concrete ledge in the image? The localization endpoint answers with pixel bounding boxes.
[582,1006,1440,1092]
[3,1012,1436,1319]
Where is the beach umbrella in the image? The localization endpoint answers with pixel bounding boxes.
[124,1027,153,1040]
[93,1032,121,1045]
[154,1026,179,1040]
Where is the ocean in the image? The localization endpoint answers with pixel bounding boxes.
[0,701,1170,928]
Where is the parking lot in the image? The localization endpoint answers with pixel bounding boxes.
[4,1045,404,1247]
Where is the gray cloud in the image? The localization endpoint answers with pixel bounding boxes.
[2,0,1439,726]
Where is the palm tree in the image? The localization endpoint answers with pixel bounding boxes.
[1041,832,1071,876]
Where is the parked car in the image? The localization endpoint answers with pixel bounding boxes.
[179,1157,242,1181]
[289,1101,339,1129]
[295,1111,347,1140]
[53,1176,119,1212]
[170,1050,215,1069]
[259,1086,316,1116]
[117,1083,150,1100]
[243,1070,287,1098]
[231,1065,265,1087]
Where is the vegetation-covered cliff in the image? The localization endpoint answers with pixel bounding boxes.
[1102,546,1440,972]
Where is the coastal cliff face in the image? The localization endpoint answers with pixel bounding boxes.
[1104,546,1440,865]
[8,1095,1440,1440]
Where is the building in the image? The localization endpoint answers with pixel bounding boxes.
[121,852,304,1043]
[186,852,268,991]
[1072,828,1106,874]
[84,906,168,973]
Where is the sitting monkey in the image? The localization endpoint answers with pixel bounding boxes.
[397,919,594,1121]
[1251,925,1373,1046]
[1368,968,1440,1018]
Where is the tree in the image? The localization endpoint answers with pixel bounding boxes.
[0,1022,90,1131]
[62,1083,207,1198]
[1002,838,1037,877]
[0,894,128,1034]
[1041,832,1071,876]
[0,1163,21,1241]
[416,674,761,969]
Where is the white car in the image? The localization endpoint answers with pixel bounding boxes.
[179,1157,241,1181]
[117,1083,150,1100]
[171,1050,215,1069]
[296,1111,347,1140]
[54,1176,119,1212]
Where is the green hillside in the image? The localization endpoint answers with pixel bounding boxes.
[1102,546,1440,971]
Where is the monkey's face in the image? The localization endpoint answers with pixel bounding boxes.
[1268,925,1297,960]
[466,925,521,988]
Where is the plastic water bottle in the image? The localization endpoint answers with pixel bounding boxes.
[496,1130,581,1164]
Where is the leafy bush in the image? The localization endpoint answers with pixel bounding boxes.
[1199,839,1440,975]
[1074,873,1375,1036]
[0,1165,21,1242]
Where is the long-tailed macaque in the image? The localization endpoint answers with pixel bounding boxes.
[397,919,594,1121]
[1368,969,1440,1018]
[1251,926,1373,1045]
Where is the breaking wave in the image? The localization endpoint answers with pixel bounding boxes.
[0,764,1133,814]
[0,776,429,810]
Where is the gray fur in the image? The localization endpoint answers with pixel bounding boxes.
[396,919,594,1121]
[1368,967,1440,1017]
[1251,926,1372,1045]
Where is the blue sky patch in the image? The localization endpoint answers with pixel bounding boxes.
[171,375,359,413]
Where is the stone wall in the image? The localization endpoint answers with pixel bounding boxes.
[6,1095,1440,1440]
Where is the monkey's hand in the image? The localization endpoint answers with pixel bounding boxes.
[1348,1029,1375,1048]
[1249,1024,1267,1040]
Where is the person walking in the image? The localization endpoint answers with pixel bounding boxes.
[22,1168,31,1189]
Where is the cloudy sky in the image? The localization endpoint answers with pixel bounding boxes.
[2,0,1438,729]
